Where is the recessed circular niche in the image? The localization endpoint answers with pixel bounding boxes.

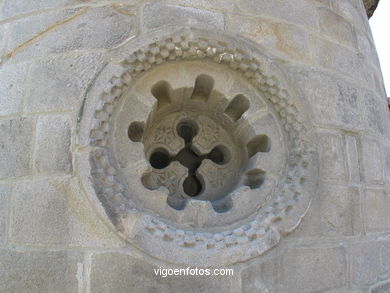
[113,61,284,223]
[125,73,271,212]
[79,29,317,266]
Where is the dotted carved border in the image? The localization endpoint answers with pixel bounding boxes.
[88,33,311,252]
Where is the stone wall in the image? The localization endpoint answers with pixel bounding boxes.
[0,0,389,292]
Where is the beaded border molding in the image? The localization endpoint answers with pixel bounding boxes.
[77,27,318,266]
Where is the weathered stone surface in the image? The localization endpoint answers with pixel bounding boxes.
[5,7,81,57]
[346,135,361,182]
[237,0,317,28]
[226,15,311,62]
[319,184,362,236]
[351,241,383,286]
[311,36,364,83]
[0,117,34,179]
[330,0,370,33]
[0,28,6,58]
[381,243,390,273]
[365,189,390,232]
[35,114,72,173]
[11,178,125,247]
[0,62,28,116]
[317,131,348,182]
[361,139,384,184]
[25,53,104,112]
[166,0,235,11]
[1,0,72,19]
[317,7,357,48]
[6,6,137,60]
[0,249,81,293]
[279,247,347,292]
[143,3,224,30]
[371,280,390,293]
[372,66,388,97]
[288,67,363,129]
[363,91,390,137]
[241,257,280,293]
[0,185,9,245]
[293,184,361,237]
[315,0,331,8]
[90,252,234,293]
[356,30,381,69]
[290,195,322,238]
[384,147,390,183]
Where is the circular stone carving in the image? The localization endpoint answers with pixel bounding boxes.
[77,28,317,266]
[113,60,285,229]
[126,73,272,213]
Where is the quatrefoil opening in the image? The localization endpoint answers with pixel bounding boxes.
[147,120,230,197]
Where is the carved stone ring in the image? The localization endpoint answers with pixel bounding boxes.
[77,28,317,266]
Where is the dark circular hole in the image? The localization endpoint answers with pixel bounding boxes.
[208,147,224,164]
[149,150,171,169]
[177,121,198,143]
[207,146,230,165]
[183,175,202,197]
[128,121,144,142]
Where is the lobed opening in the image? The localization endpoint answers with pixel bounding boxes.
[191,74,214,102]
[224,94,250,121]
[247,135,271,158]
[151,80,172,108]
